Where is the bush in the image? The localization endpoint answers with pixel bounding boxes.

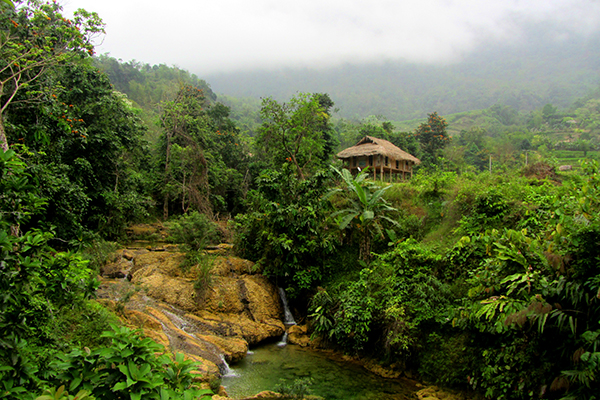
[167,211,222,251]
[52,325,213,400]
[232,167,337,298]
[80,240,119,275]
[191,252,214,294]
[418,332,476,388]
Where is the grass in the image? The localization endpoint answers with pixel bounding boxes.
[191,252,214,293]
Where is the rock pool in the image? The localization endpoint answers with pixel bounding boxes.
[222,342,417,400]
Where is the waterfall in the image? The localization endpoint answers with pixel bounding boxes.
[277,287,295,346]
[220,354,238,377]
[277,332,289,347]
[278,287,296,325]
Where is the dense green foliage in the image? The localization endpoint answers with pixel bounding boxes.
[157,83,250,219]
[2,1,600,399]
[232,166,338,299]
[304,162,600,400]
[0,0,104,151]
[13,60,152,241]
[0,2,222,397]
[0,148,213,399]
[93,55,216,142]
[329,166,399,260]
[54,326,212,400]
[255,92,337,180]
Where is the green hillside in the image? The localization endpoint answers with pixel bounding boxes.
[205,28,600,122]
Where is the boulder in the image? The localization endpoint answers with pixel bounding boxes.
[131,251,185,278]
[135,271,200,312]
[362,359,403,379]
[416,386,468,400]
[101,259,131,279]
[288,325,311,347]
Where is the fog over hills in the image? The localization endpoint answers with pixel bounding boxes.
[204,25,600,121]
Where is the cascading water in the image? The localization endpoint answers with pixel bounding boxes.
[219,354,238,378]
[278,287,296,325]
[277,287,296,346]
[276,332,288,347]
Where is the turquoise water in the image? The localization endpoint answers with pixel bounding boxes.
[221,343,415,400]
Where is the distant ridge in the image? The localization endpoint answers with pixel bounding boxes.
[204,27,600,121]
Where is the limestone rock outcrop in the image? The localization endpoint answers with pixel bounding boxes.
[287,324,311,347]
[98,246,285,382]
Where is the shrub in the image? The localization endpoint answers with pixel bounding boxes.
[80,240,119,275]
[167,211,222,251]
[192,253,214,294]
[52,325,213,400]
[232,167,337,298]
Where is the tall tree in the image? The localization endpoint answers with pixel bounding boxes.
[256,92,335,180]
[160,84,211,219]
[0,0,104,151]
[414,111,450,166]
[7,59,149,240]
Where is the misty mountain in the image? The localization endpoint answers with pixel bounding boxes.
[204,25,600,121]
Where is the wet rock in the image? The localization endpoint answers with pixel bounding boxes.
[363,359,403,379]
[194,332,248,363]
[114,305,170,348]
[238,391,284,399]
[217,385,229,397]
[101,258,132,279]
[288,324,311,347]
[131,251,185,278]
[122,249,136,260]
[416,386,469,400]
[144,306,222,377]
[133,269,197,311]
[205,243,234,256]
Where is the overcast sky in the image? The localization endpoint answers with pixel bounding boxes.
[61,0,600,74]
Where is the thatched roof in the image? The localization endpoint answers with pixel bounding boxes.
[337,136,421,164]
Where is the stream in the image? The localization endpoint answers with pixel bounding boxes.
[222,342,416,400]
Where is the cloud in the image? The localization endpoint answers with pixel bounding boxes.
[61,0,600,73]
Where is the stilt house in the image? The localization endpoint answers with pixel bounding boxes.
[336,136,420,181]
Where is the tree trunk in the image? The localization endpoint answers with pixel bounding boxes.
[163,131,173,220]
[0,113,9,152]
[359,229,371,261]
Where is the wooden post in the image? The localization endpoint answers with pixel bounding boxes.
[374,156,377,180]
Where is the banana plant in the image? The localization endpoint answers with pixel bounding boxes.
[329,166,399,260]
